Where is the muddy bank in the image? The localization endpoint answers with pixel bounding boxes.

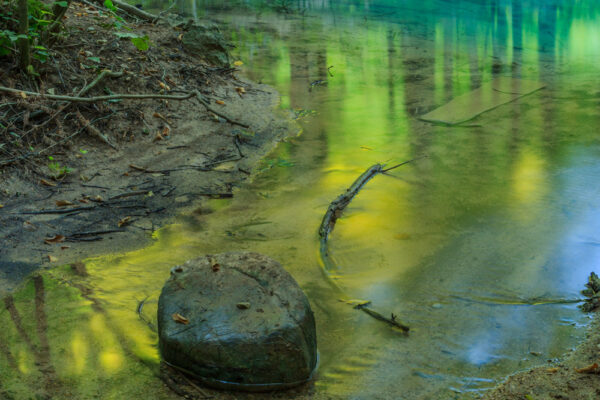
[0,2,297,295]
[483,311,600,400]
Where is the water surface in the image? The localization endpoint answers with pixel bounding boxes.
[3,1,600,398]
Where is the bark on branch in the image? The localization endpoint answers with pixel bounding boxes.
[318,160,422,334]
[0,85,195,102]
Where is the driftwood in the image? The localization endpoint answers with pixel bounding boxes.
[354,303,410,332]
[318,159,422,334]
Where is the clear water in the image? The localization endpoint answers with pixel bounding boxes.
[3,1,600,398]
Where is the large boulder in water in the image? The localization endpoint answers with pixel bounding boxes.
[157,252,318,391]
[181,23,232,67]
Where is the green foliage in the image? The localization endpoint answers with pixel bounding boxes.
[114,31,150,51]
[47,158,72,178]
[0,0,53,62]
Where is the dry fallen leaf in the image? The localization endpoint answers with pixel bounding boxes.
[60,246,70,250]
[152,112,170,124]
[48,255,58,262]
[23,221,37,231]
[44,235,65,244]
[40,179,57,187]
[575,363,598,373]
[19,91,27,99]
[215,100,225,105]
[547,367,559,373]
[158,81,171,91]
[79,198,90,204]
[233,60,243,66]
[153,132,163,142]
[162,126,170,137]
[172,313,189,325]
[177,33,183,41]
[165,76,177,87]
[118,216,131,227]
[55,200,75,207]
[0,204,3,208]
[212,263,220,272]
[91,195,103,202]
[235,87,246,95]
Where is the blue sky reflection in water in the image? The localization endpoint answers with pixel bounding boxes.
[2,0,600,399]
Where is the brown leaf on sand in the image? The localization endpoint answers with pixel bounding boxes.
[55,200,75,207]
[547,367,559,373]
[48,255,58,262]
[215,100,225,105]
[153,132,163,142]
[118,216,131,227]
[44,235,65,244]
[172,313,189,325]
[40,179,57,187]
[575,363,598,374]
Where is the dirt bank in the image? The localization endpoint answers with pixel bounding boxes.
[0,2,297,296]
[483,311,600,400]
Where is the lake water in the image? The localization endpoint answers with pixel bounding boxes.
[2,0,600,398]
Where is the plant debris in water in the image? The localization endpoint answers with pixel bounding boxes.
[580,272,600,312]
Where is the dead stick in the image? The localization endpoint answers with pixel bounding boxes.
[111,0,160,21]
[355,304,410,333]
[193,90,250,128]
[76,110,117,149]
[318,160,420,333]
[0,86,195,102]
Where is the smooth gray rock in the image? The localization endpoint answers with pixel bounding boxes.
[157,252,317,391]
[181,23,232,67]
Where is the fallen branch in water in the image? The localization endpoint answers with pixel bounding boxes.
[318,158,424,334]
[354,303,410,332]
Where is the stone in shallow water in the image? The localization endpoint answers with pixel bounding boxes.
[157,252,317,391]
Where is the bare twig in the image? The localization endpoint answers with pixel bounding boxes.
[76,110,117,149]
[318,160,422,334]
[0,86,196,102]
[193,90,250,128]
[110,0,160,21]
[25,70,124,136]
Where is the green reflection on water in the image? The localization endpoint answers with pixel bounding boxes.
[4,1,600,398]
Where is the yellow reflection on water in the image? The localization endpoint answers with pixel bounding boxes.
[511,151,547,206]
[70,331,88,375]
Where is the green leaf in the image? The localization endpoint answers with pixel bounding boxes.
[87,56,100,63]
[79,149,88,154]
[130,35,149,51]
[48,156,54,161]
[104,0,117,12]
[53,1,68,7]
[26,64,37,75]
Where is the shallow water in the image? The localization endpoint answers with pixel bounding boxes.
[3,0,600,399]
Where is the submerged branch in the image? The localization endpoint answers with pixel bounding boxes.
[318,160,421,334]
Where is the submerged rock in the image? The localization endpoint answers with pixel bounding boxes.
[157,252,317,391]
[181,23,232,67]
